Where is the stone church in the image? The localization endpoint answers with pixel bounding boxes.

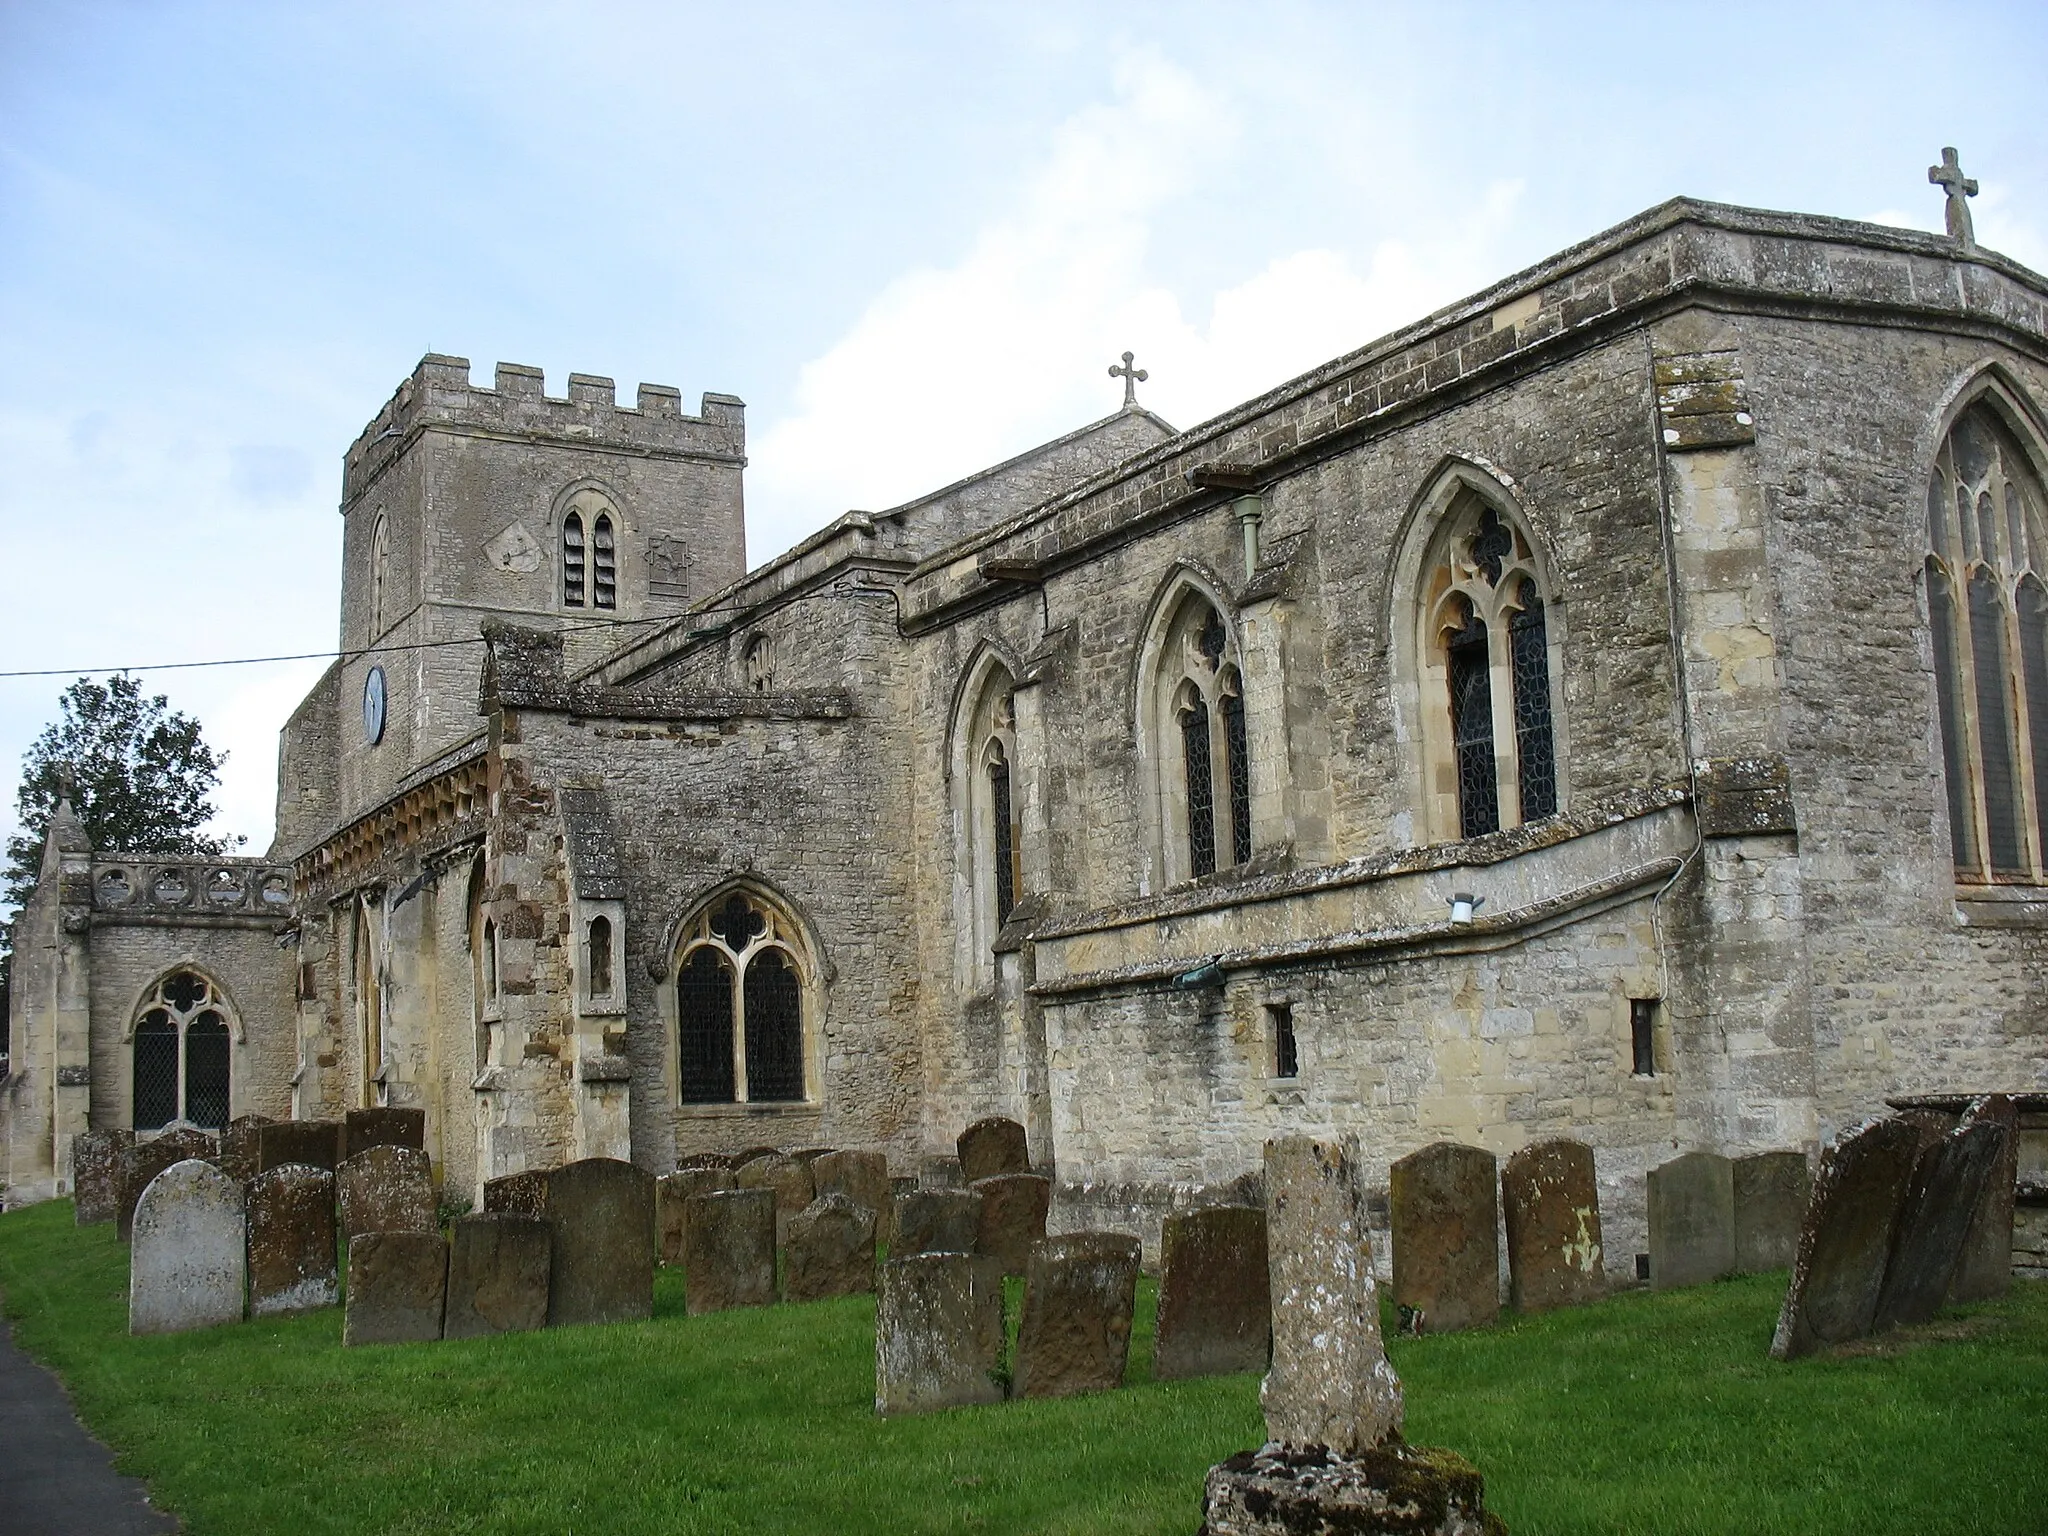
[8,179,2046,1264]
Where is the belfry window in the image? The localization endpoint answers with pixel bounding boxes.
[1926,399,2048,882]
[1157,592,1254,882]
[369,513,391,637]
[592,514,617,610]
[673,890,813,1105]
[563,512,587,607]
[131,970,232,1131]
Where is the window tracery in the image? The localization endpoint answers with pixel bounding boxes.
[1157,592,1253,879]
[131,970,232,1131]
[673,889,811,1105]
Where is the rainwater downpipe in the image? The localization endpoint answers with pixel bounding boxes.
[1235,492,1264,580]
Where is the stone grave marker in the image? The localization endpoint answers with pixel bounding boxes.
[256,1120,342,1176]
[731,1145,781,1170]
[919,1154,967,1189]
[545,1158,655,1327]
[956,1116,1029,1185]
[218,1115,275,1184]
[1871,1119,2005,1332]
[676,1152,737,1172]
[1501,1137,1605,1312]
[130,1160,246,1335]
[785,1193,877,1302]
[117,1130,216,1241]
[735,1151,816,1245]
[72,1127,133,1225]
[444,1213,551,1340]
[344,1231,447,1345]
[1154,1205,1269,1380]
[1733,1151,1810,1273]
[874,1252,1005,1415]
[1769,1115,1924,1360]
[344,1106,426,1161]
[972,1172,1050,1274]
[1389,1141,1499,1333]
[483,1169,550,1219]
[1951,1095,2018,1303]
[337,1146,437,1240]
[813,1150,891,1241]
[1014,1232,1142,1399]
[658,1167,734,1265]
[247,1164,338,1317]
[892,1188,983,1258]
[790,1146,836,1166]
[1647,1151,1735,1290]
[684,1188,776,1314]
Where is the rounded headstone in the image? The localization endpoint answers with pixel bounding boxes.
[1950,1095,2018,1303]
[956,1117,1029,1185]
[785,1193,877,1302]
[1389,1142,1499,1333]
[1501,1137,1606,1312]
[971,1173,1051,1275]
[130,1160,246,1335]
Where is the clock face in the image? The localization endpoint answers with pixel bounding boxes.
[363,666,387,745]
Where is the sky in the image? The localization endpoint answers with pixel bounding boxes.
[1,0,2043,877]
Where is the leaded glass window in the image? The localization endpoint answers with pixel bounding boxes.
[1157,591,1253,882]
[1510,581,1557,822]
[676,948,735,1103]
[989,745,1017,926]
[133,1011,179,1130]
[130,971,232,1131]
[184,1012,230,1129]
[674,890,811,1105]
[563,511,587,607]
[743,950,804,1102]
[1448,604,1498,839]
[1223,680,1252,866]
[1182,687,1217,876]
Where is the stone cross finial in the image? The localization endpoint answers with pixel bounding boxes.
[1928,147,1979,248]
[1109,351,1148,408]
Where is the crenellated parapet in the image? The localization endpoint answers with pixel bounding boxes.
[342,354,747,508]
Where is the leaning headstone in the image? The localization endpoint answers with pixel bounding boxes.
[736,1152,816,1245]
[1733,1151,1810,1273]
[1951,1095,2018,1303]
[483,1169,550,1219]
[657,1167,735,1265]
[684,1188,776,1314]
[1389,1142,1499,1333]
[344,1231,447,1345]
[444,1213,551,1340]
[1015,1231,1141,1399]
[545,1158,654,1327]
[972,1172,1050,1274]
[1871,1119,2005,1332]
[1155,1206,1269,1380]
[892,1188,984,1257]
[1647,1151,1735,1290]
[874,1252,1005,1415]
[344,1106,426,1162]
[256,1119,342,1176]
[785,1194,877,1302]
[1769,1115,1923,1360]
[957,1116,1029,1185]
[117,1130,216,1241]
[218,1114,275,1184]
[247,1164,338,1317]
[130,1160,246,1335]
[72,1127,134,1225]
[813,1150,892,1240]
[1501,1137,1605,1312]
[336,1145,437,1240]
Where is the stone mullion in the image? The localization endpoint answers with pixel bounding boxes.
[1486,600,1523,829]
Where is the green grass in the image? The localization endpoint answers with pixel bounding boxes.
[1,1201,2044,1536]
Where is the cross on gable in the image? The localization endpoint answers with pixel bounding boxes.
[1928,147,1979,248]
[1109,351,1148,408]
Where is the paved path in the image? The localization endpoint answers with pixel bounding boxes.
[0,1317,177,1534]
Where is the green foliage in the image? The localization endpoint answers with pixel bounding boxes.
[0,1202,2043,1535]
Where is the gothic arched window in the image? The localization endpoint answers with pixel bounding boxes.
[673,889,814,1105]
[1423,494,1563,840]
[562,511,587,607]
[1154,592,1253,881]
[369,513,391,637]
[130,970,233,1131]
[1926,399,2048,882]
[592,513,617,610]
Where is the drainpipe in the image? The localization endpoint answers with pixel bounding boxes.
[1186,465,1266,579]
[1235,493,1264,580]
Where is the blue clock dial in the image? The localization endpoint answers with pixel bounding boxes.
[363,666,387,745]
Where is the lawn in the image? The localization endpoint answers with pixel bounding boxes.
[1,1201,2044,1535]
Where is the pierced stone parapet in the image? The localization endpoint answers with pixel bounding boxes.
[91,856,293,923]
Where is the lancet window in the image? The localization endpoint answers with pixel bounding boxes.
[563,512,587,607]
[369,514,391,637]
[1926,399,2048,883]
[131,970,231,1132]
[673,890,811,1105]
[1158,594,1252,879]
[592,514,617,609]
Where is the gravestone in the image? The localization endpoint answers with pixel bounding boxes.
[1951,1095,2018,1303]
[1871,1119,2005,1331]
[790,1147,837,1166]
[247,1164,338,1317]
[919,1155,967,1189]
[684,1188,776,1314]
[444,1213,552,1340]
[892,1189,983,1257]
[72,1127,133,1225]
[344,1106,427,1161]
[972,1172,1051,1274]
[1733,1151,1811,1273]
[1389,1142,1499,1333]
[1501,1137,1606,1312]
[117,1130,217,1240]
[218,1115,275,1184]
[657,1167,734,1265]
[785,1194,877,1302]
[1154,1205,1269,1380]
[731,1145,781,1169]
[676,1152,737,1172]
[483,1169,550,1219]
[336,1146,437,1240]
[1769,1115,1924,1360]
[874,1252,1006,1415]
[813,1150,892,1241]
[130,1160,246,1335]
[1014,1231,1141,1399]
[256,1120,342,1176]
[956,1116,1029,1185]
[545,1158,655,1327]
[1647,1151,1735,1290]
[736,1151,816,1245]
[344,1231,448,1345]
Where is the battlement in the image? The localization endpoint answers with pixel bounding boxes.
[342,355,747,507]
